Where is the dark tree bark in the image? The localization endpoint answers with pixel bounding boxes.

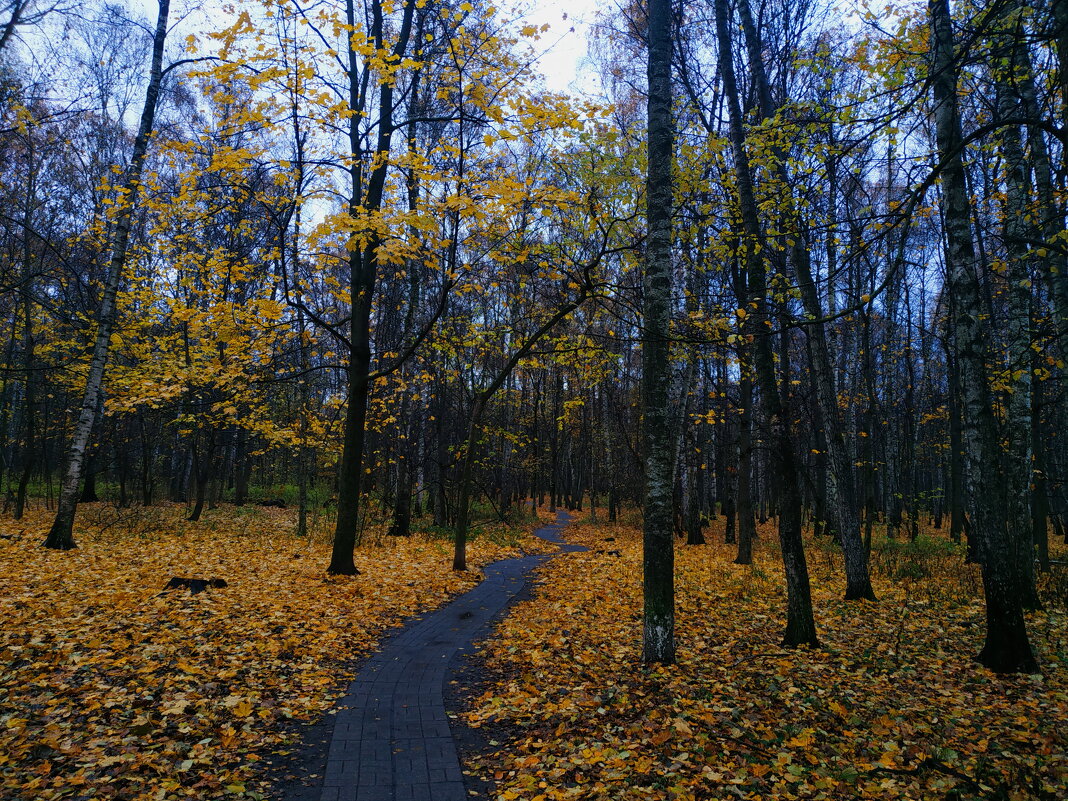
[734,372,755,564]
[388,456,413,538]
[1032,374,1051,573]
[329,0,418,574]
[138,414,155,507]
[187,431,215,523]
[80,461,99,504]
[735,0,874,601]
[928,0,1038,673]
[714,0,817,647]
[994,47,1041,610]
[14,209,35,521]
[945,315,967,548]
[641,0,676,665]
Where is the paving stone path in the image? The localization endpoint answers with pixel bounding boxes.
[319,511,577,801]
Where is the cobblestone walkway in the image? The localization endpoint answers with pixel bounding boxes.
[319,512,575,801]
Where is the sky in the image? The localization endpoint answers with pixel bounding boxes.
[514,0,602,95]
[6,0,606,117]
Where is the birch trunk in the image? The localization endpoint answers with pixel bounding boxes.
[929,0,1037,672]
[642,0,676,664]
[44,0,170,549]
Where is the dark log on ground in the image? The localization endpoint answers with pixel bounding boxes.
[164,577,228,594]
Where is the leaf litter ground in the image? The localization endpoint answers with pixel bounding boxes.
[463,519,1067,801]
[0,503,548,800]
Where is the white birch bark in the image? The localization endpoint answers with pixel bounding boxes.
[44,0,171,549]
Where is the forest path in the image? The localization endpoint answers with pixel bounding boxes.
[316,510,577,801]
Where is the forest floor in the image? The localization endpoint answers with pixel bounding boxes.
[2,503,1066,801]
[460,516,1068,801]
[0,501,551,801]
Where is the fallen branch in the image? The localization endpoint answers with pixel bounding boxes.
[161,577,229,595]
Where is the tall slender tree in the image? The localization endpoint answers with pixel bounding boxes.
[734,0,875,601]
[712,0,818,646]
[928,0,1037,673]
[43,0,170,550]
[642,0,676,664]
[327,0,419,574]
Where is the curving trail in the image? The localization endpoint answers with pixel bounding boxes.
[317,511,576,801]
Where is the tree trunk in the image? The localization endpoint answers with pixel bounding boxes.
[714,0,817,646]
[795,255,874,598]
[929,0,1037,672]
[44,0,170,550]
[139,414,155,506]
[188,433,213,523]
[996,76,1040,609]
[433,383,449,527]
[452,397,484,570]
[80,462,99,504]
[234,439,251,506]
[735,371,755,564]
[641,0,676,665]
[329,0,418,574]
[684,457,705,545]
[1032,372,1050,573]
[14,259,35,521]
[1051,0,1068,329]
[388,456,413,537]
[945,318,967,547]
[115,433,130,509]
[737,0,871,598]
